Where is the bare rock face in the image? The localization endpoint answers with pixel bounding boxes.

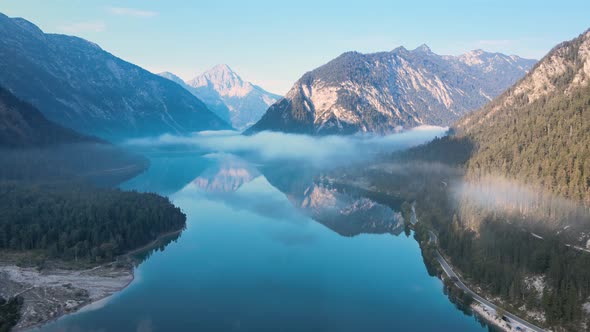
[247,45,536,135]
[185,65,281,131]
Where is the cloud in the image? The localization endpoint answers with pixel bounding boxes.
[108,7,159,18]
[57,21,106,33]
[125,127,448,168]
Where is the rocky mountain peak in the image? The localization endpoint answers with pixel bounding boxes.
[413,44,432,53]
[161,65,281,130]
[392,46,408,53]
[188,64,251,97]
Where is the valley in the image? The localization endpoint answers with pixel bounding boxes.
[0,3,588,332]
[32,149,495,332]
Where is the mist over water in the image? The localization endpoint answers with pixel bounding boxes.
[36,141,489,332]
[128,126,590,233]
[125,126,448,168]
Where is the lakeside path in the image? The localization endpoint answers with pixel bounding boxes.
[426,230,546,332]
[408,203,544,331]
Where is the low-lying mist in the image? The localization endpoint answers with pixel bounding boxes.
[125,126,448,168]
[452,175,590,231]
[358,159,590,242]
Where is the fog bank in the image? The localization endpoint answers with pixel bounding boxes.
[126,127,448,168]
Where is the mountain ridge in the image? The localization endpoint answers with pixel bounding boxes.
[246,46,536,135]
[0,13,230,140]
[0,86,91,147]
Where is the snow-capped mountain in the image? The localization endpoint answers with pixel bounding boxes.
[185,65,281,130]
[247,45,536,135]
[0,14,229,140]
[158,71,232,125]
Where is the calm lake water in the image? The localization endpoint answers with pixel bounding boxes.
[35,140,492,332]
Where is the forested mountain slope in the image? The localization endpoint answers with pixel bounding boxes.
[0,84,187,331]
[0,86,89,148]
[456,29,590,205]
[0,85,185,261]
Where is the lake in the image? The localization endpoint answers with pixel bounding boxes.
[35,131,492,332]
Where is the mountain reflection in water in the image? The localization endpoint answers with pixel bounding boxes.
[189,154,404,237]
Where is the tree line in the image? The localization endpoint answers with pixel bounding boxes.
[0,183,186,263]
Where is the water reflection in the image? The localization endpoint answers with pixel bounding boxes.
[131,231,184,265]
[299,183,404,236]
[188,155,405,237]
[39,148,488,332]
[120,148,212,195]
[192,154,260,192]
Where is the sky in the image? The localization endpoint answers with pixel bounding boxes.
[1,0,589,95]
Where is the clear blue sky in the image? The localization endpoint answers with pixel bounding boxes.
[2,0,589,94]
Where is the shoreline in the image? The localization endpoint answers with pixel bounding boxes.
[469,303,514,332]
[431,241,545,332]
[470,303,516,332]
[124,228,184,257]
[18,263,136,332]
[4,228,184,332]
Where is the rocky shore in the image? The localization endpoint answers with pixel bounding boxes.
[0,262,133,331]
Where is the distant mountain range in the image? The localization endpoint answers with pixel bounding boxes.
[0,13,230,140]
[247,45,536,135]
[160,65,281,130]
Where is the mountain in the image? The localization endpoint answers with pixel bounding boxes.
[185,64,281,130]
[454,29,590,205]
[0,14,230,140]
[158,71,233,125]
[0,85,148,185]
[383,29,590,331]
[247,45,536,135]
[0,86,89,147]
